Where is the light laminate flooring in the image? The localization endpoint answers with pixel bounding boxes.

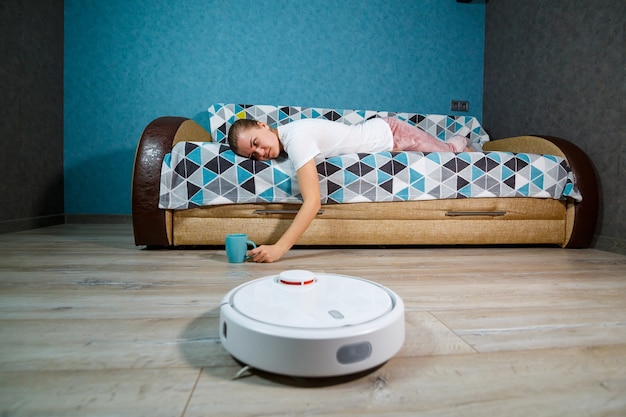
[1,224,625,416]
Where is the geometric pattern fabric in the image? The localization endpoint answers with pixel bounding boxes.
[159,142,582,210]
[207,103,491,148]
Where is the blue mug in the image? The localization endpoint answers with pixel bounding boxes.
[225,234,257,263]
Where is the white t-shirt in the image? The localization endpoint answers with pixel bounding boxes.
[277,118,393,170]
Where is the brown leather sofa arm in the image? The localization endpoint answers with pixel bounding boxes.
[484,135,599,248]
[132,117,190,247]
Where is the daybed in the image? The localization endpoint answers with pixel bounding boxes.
[132,104,598,249]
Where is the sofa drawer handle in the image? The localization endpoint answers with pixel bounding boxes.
[445,211,506,217]
[253,209,325,215]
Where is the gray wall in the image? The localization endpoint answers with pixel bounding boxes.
[483,0,625,254]
[0,0,64,233]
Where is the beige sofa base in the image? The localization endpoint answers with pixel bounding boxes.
[170,198,567,246]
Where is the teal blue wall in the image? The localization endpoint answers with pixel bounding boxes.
[64,0,485,214]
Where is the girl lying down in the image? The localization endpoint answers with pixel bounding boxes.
[227,117,470,263]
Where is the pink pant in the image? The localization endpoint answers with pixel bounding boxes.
[382,117,461,152]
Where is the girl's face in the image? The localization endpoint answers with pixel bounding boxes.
[236,122,282,160]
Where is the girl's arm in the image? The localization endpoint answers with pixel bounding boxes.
[247,159,321,263]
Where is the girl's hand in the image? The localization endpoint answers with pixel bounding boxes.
[248,244,286,263]
[246,159,321,263]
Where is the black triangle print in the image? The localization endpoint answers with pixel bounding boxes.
[204,157,219,173]
[174,160,187,177]
[322,161,342,176]
[239,159,256,174]
[456,158,470,171]
[177,159,200,177]
[481,156,500,172]
[475,157,489,172]
[443,158,457,172]
[186,181,201,199]
[380,179,394,194]
[316,162,326,176]
[457,176,470,189]
[241,177,255,194]
[327,180,342,195]
[504,175,516,189]
[504,157,517,171]
[255,160,271,173]
[238,158,269,174]
[359,161,375,175]
[515,157,528,169]
[346,162,361,176]
[380,161,394,176]
[184,142,199,155]
[324,111,341,121]
[218,156,234,171]
[392,159,407,173]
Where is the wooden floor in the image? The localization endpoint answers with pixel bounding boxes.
[1,224,625,416]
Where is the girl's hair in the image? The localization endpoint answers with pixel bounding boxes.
[227,119,259,155]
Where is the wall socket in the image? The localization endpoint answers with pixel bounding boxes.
[451,100,470,112]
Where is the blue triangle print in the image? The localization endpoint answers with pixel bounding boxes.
[259,188,274,202]
[273,168,290,184]
[361,154,377,168]
[518,183,530,196]
[397,187,410,201]
[487,152,502,164]
[411,177,425,192]
[532,174,544,189]
[393,152,409,166]
[459,184,472,197]
[426,153,441,164]
[501,165,515,180]
[221,150,237,164]
[458,152,472,164]
[564,183,573,195]
[190,190,204,206]
[237,166,253,183]
[517,153,531,164]
[276,180,292,195]
[187,146,202,165]
[330,187,343,202]
[410,169,424,185]
[203,167,218,184]
[472,165,485,180]
[344,170,359,185]
[377,170,392,185]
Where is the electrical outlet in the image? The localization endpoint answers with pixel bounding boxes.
[451,100,470,112]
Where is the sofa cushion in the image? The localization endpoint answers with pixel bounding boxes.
[158,141,581,209]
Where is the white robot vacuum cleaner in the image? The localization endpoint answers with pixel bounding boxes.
[219,270,405,377]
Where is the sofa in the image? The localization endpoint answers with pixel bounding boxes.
[132,104,598,249]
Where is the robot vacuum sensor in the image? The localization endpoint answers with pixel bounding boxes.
[219,270,405,377]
